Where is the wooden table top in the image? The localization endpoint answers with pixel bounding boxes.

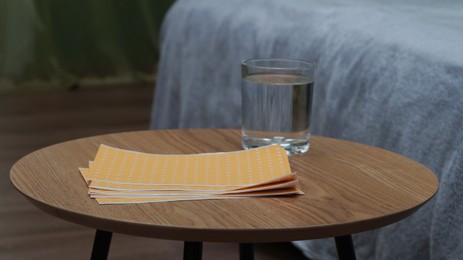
[10,129,438,243]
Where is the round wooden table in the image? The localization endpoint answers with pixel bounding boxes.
[10,129,438,260]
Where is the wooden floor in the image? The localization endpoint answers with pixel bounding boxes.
[0,85,307,259]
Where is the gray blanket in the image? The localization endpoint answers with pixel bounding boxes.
[150,0,463,259]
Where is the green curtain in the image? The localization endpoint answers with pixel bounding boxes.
[0,0,174,94]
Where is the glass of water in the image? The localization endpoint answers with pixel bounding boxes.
[241,58,316,155]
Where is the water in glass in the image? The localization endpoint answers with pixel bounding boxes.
[241,73,314,155]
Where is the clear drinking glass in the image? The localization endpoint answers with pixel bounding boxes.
[241,58,316,155]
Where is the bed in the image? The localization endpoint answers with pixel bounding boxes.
[150,0,463,258]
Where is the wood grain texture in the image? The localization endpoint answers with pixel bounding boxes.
[10,129,438,243]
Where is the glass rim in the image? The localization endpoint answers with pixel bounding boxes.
[241,58,316,71]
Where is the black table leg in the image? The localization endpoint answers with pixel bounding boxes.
[239,243,254,260]
[183,241,203,260]
[335,235,357,260]
[91,229,112,260]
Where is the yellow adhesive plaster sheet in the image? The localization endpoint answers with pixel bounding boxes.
[79,144,303,204]
[94,188,302,205]
[86,144,291,186]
